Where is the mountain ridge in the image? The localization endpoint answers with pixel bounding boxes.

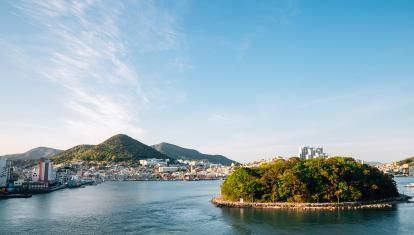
[152,142,237,166]
[1,147,62,160]
[52,134,171,163]
[397,156,414,165]
[2,135,237,165]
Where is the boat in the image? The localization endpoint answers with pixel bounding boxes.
[404,183,414,187]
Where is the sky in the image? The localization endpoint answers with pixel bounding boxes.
[0,0,413,163]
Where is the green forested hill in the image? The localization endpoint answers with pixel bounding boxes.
[397,156,414,165]
[52,134,171,163]
[152,142,237,166]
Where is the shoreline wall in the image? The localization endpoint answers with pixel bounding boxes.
[211,195,411,210]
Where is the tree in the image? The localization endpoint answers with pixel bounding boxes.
[221,157,399,203]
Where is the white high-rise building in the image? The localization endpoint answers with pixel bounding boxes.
[299,146,328,160]
[0,158,10,187]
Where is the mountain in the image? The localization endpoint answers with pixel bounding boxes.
[1,147,62,160]
[52,134,171,163]
[398,156,414,165]
[152,142,237,166]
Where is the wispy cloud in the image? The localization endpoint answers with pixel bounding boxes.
[265,0,300,26]
[170,57,194,71]
[10,0,185,139]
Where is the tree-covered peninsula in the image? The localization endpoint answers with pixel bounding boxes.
[221,157,399,203]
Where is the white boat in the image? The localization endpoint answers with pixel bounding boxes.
[404,183,414,187]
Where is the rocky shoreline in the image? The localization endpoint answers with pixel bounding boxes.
[211,194,412,210]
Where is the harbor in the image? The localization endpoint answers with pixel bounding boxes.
[0,156,233,200]
[0,158,105,199]
[1,179,414,234]
[0,179,102,200]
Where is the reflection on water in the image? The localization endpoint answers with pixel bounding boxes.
[221,206,400,234]
[220,177,414,234]
[0,178,413,234]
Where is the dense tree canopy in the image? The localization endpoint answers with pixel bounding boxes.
[52,134,171,164]
[398,156,414,165]
[221,157,399,203]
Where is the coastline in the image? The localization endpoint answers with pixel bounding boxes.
[211,194,412,210]
[104,178,223,182]
[0,193,32,199]
[29,184,68,194]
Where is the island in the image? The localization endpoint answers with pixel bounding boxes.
[212,157,411,210]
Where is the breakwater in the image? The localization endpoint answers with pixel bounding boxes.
[211,194,412,210]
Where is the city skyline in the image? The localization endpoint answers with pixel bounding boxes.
[1,0,414,162]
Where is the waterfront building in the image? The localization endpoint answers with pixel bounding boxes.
[409,167,414,176]
[28,182,50,191]
[31,170,39,182]
[0,158,10,188]
[56,167,74,184]
[299,146,328,160]
[401,164,410,174]
[158,166,179,173]
[37,160,56,182]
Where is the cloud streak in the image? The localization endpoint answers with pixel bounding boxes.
[11,0,184,139]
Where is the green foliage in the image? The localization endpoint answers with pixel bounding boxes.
[52,134,171,164]
[152,142,237,166]
[221,157,399,203]
[221,167,261,202]
[398,156,414,165]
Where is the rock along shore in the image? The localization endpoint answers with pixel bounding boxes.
[211,194,412,210]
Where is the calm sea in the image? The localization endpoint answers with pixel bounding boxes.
[0,177,414,234]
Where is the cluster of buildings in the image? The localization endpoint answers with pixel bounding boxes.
[82,158,233,181]
[243,146,330,168]
[243,146,371,169]
[377,162,414,176]
[241,146,330,168]
[0,157,234,195]
[242,156,284,168]
[299,146,328,160]
[239,144,414,178]
[0,159,65,194]
[296,146,414,177]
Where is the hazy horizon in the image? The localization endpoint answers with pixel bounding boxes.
[1,1,413,163]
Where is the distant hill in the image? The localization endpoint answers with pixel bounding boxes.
[1,147,62,160]
[397,156,414,166]
[52,134,171,163]
[152,142,237,166]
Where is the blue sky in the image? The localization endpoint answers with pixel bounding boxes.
[0,0,413,162]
